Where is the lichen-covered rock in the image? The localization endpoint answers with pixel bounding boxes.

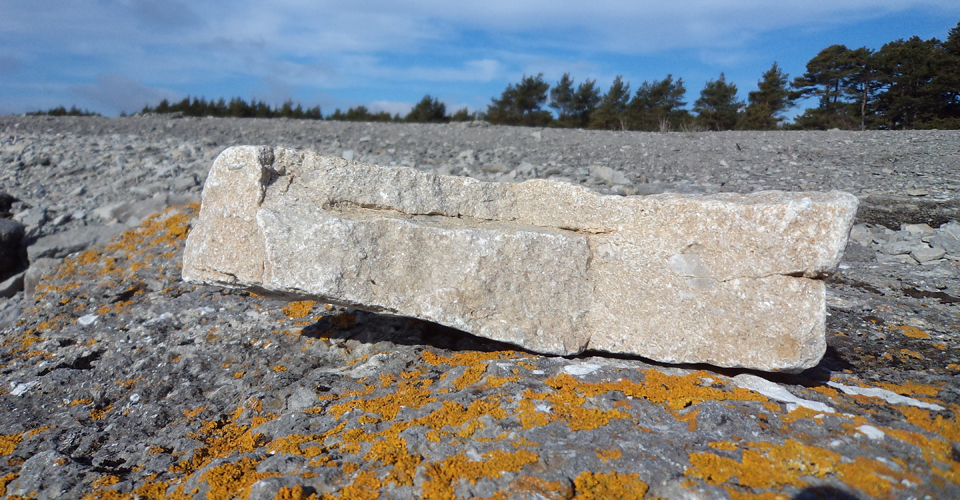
[184,146,858,372]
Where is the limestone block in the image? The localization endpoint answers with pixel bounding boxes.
[183,146,859,372]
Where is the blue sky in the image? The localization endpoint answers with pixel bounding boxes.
[2,1,958,119]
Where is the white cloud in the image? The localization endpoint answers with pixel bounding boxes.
[69,74,179,114]
[1,0,958,114]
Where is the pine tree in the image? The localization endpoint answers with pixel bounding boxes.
[549,73,576,126]
[626,75,688,131]
[873,36,941,129]
[789,45,861,129]
[693,73,743,131]
[486,74,553,126]
[449,108,474,122]
[738,63,791,130]
[589,76,630,130]
[405,95,447,123]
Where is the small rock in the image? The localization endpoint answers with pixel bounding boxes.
[51,213,71,226]
[23,257,62,297]
[0,271,25,298]
[906,188,928,196]
[13,206,48,231]
[911,245,946,263]
[341,150,354,161]
[77,314,99,326]
[880,241,918,255]
[27,225,126,260]
[901,223,934,234]
[0,299,21,328]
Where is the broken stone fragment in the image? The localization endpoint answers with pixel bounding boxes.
[183,146,859,372]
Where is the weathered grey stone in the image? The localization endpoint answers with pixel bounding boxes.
[183,146,859,372]
[26,224,126,260]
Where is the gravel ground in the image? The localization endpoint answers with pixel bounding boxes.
[0,116,958,500]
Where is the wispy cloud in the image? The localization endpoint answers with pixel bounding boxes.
[1,0,957,115]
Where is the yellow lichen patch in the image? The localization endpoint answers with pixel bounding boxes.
[571,471,648,500]
[894,325,930,339]
[674,409,700,431]
[515,400,551,430]
[199,457,280,500]
[835,456,921,498]
[321,470,381,500]
[283,301,317,319]
[900,349,923,359]
[421,350,517,367]
[26,425,54,438]
[420,449,539,500]
[686,438,918,496]
[170,406,269,474]
[898,405,960,443]
[275,485,319,500]
[453,364,487,391]
[484,375,520,389]
[0,472,18,497]
[91,475,121,488]
[876,380,942,399]
[686,439,840,489]
[708,441,738,451]
[779,406,827,424]
[90,404,113,420]
[327,380,436,421]
[363,433,420,486]
[483,475,573,500]
[544,369,767,413]
[883,427,959,486]
[0,433,23,456]
[596,448,622,462]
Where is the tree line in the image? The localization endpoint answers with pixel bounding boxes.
[29,21,958,130]
[486,20,959,131]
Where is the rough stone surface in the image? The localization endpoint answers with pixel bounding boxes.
[184,146,858,372]
[1,116,958,500]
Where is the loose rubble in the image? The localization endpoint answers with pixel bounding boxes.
[0,116,958,499]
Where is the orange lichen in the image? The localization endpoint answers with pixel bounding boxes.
[328,381,436,421]
[571,471,648,499]
[199,457,280,500]
[91,475,121,488]
[779,406,827,424]
[0,433,23,455]
[321,470,381,500]
[26,425,54,438]
[484,475,572,500]
[708,441,738,451]
[0,472,18,497]
[675,409,701,431]
[686,438,921,496]
[422,350,516,367]
[895,325,930,339]
[420,449,539,500]
[483,375,520,389]
[283,301,317,319]
[170,406,269,474]
[89,404,113,420]
[453,364,487,390]
[275,485,319,500]
[516,400,551,429]
[596,448,622,462]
